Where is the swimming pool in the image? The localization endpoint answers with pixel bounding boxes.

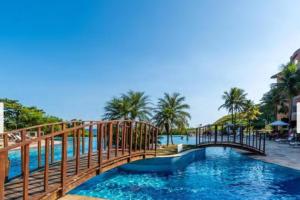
[69,147,300,200]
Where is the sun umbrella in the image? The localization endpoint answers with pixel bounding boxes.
[270,120,289,126]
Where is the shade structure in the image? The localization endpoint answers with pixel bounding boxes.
[270,120,289,126]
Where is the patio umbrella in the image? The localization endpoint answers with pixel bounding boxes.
[269,120,289,126]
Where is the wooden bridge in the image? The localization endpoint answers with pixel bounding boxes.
[0,120,158,200]
[195,124,266,155]
[0,121,266,200]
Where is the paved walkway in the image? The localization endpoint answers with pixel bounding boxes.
[247,140,300,170]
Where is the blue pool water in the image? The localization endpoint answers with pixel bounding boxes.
[70,147,300,200]
[8,137,100,179]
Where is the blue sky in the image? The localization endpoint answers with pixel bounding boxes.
[1,0,300,126]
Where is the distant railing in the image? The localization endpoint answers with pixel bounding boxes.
[195,124,266,155]
[0,120,159,200]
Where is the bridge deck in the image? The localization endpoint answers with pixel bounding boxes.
[4,149,154,200]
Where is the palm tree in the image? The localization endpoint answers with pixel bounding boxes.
[218,87,247,128]
[261,87,288,121]
[275,63,300,122]
[103,91,152,121]
[242,100,261,133]
[153,93,191,145]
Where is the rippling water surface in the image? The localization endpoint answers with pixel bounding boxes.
[70,147,300,200]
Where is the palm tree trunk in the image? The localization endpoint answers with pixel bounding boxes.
[288,97,293,123]
[165,124,170,146]
[170,128,174,145]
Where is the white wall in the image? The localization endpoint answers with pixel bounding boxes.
[0,102,3,134]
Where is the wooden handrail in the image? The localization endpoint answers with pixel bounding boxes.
[0,120,159,200]
[196,124,266,155]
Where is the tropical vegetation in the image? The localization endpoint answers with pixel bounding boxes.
[103,91,191,145]
[218,87,247,127]
[0,98,61,131]
[153,93,191,145]
[103,91,152,121]
[260,62,300,124]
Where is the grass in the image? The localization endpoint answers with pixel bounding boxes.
[156,144,195,156]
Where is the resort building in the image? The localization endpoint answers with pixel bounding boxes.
[272,48,300,124]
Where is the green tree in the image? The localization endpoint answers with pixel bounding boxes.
[275,63,300,122]
[0,98,61,131]
[260,86,288,122]
[103,91,152,121]
[242,100,261,133]
[218,87,247,128]
[153,93,191,145]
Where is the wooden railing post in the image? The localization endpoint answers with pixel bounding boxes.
[3,134,9,182]
[122,123,126,155]
[115,122,119,157]
[144,124,147,155]
[129,122,133,160]
[97,123,103,174]
[139,123,143,152]
[37,127,42,168]
[21,130,26,176]
[61,127,67,195]
[214,125,218,144]
[151,126,154,150]
[134,123,138,151]
[76,129,80,175]
[240,127,243,145]
[50,125,54,163]
[23,144,30,200]
[196,128,198,146]
[88,122,93,168]
[221,125,224,142]
[155,128,158,157]
[259,131,262,151]
[81,127,85,155]
[107,123,113,160]
[72,122,76,157]
[44,138,49,192]
[263,132,266,153]
[0,151,7,200]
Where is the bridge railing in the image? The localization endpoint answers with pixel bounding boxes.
[0,120,158,200]
[195,125,266,154]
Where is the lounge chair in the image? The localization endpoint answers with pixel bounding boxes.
[289,142,300,147]
[275,136,294,143]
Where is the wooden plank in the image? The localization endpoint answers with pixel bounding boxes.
[23,144,30,200]
[44,138,49,192]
